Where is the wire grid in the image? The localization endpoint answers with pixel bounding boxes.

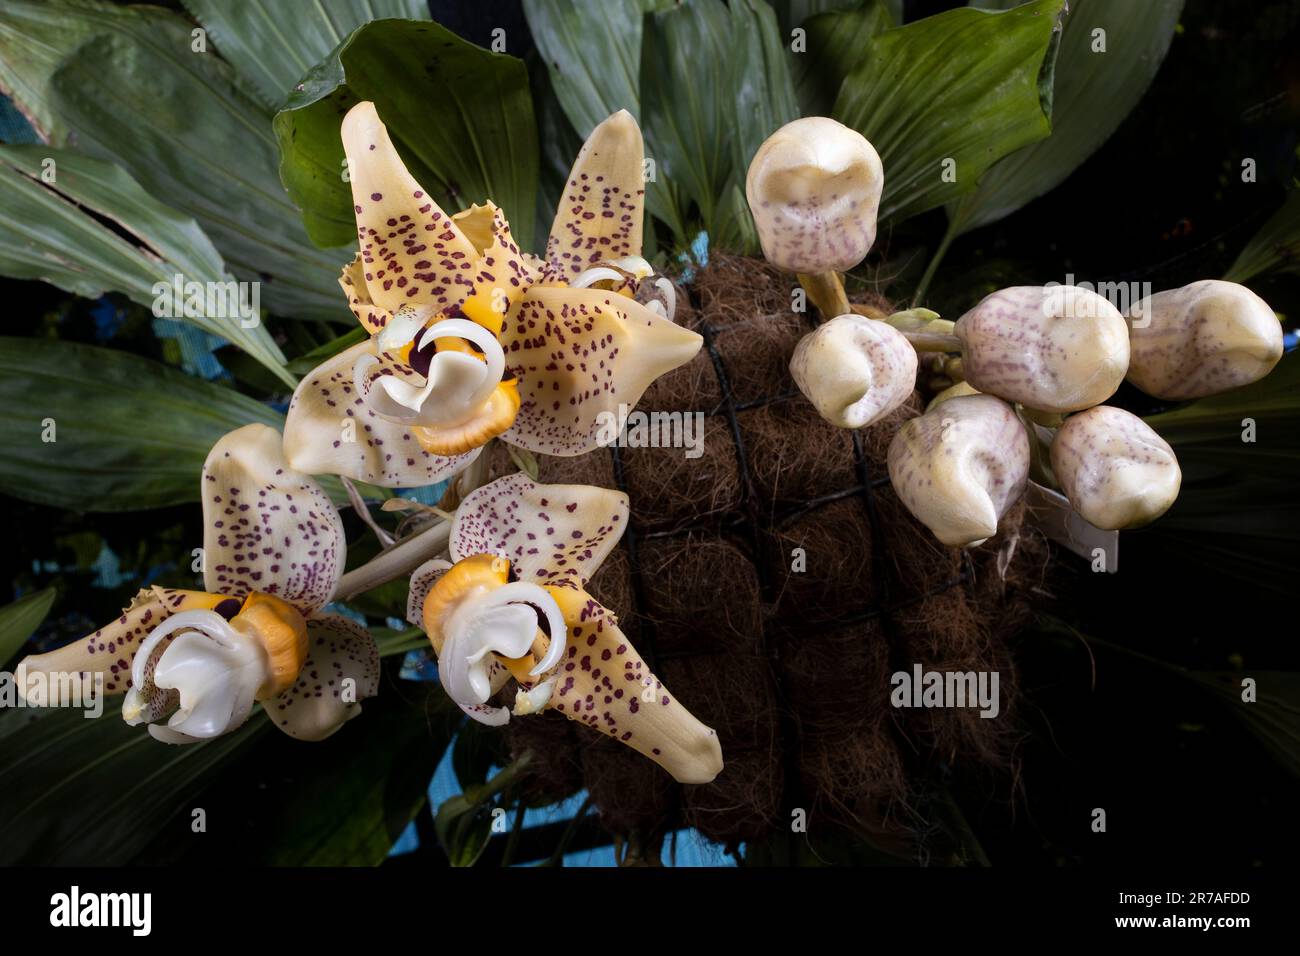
[605,293,976,815]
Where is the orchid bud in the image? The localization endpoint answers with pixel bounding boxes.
[745,117,884,274]
[1050,406,1181,530]
[887,394,1030,547]
[1125,280,1283,400]
[955,286,1130,414]
[790,314,918,428]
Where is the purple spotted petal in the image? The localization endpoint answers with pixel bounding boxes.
[203,424,345,614]
[501,286,701,457]
[450,473,629,585]
[543,110,646,281]
[266,614,380,741]
[15,587,228,701]
[283,340,481,487]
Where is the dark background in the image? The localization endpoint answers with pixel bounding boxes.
[1,0,1297,866]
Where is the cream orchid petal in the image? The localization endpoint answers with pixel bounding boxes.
[15,587,228,704]
[501,285,702,456]
[1050,406,1182,530]
[1125,280,1284,399]
[342,101,478,313]
[339,253,399,336]
[407,558,452,627]
[267,614,380,741]
[127,610,270,740]
[545,109,646,280]
[203,424,345,614]
[887,394,1031,548]
[284,341,481,487]
[746,116,884,274]
[450,473,630,585]
[544,585,722,785]
[439,582,564,706]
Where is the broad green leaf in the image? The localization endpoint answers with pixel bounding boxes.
[524,0,644,135]
[275,18,538,251]
[435,755,531,867]
[0,588,56,667]
[154,684,461,866]
[779,0,895,116]
[179,0,430,110]
[1144,354,1300,594]
[728,0,801,211]
[286,326,369,377]
[948,0,1183,235]
[1225,190,1300,284]
[523,0,688,244]
[833,0,1067,224]
[0,0,351,322]
[0,705,264,865]
[0,146,292,385]
[0,337,282,512]
[641,0,735,243]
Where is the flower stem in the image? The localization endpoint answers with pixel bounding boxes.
[900,330,962,352]
[797,270,851,320]
[332,518,451,603]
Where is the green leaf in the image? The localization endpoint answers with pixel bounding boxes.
[0,145,292,385]
[164,684,460,866]
[727,0,801,224]
[620,0,800,252]
[1144,354,1300,594]
[523,0,689,240]
[0,337,282,512]
[0,0,351,322]
[947,0,1183,235]
[784,0,896,117]
[833,0,1067,225]
[179,0,430,110]
[435,755,531,867]
[286,326,369,377]
[0,589,56,667]
[0,706,265,865]
[1194,671,1300,778]
[275,18,538,251]
[1225,190,1300,284]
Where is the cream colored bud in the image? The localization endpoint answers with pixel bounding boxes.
[1050,406,1181,530]
[955,285,1130,413]
[926,380,980,412]
[745,117,884,274]
[887,395,1030,548]
[1125,280,1283,399]
[790,314,917,428]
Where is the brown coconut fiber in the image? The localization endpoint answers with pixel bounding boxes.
[492,255,1050,855]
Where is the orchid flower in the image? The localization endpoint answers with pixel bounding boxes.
[283,102,700,486]
[406,473,723,785]
[16,424,378,743]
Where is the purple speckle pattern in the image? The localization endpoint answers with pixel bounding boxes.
[542,111,645,280]
[268,614,380,741]
[450,473,629,585]
[285,341,480,487]
[499,286,701,457]
[887,394,1030,547]
[955,285,1129,414]
[202,424,345,615]
[16,586,220,697]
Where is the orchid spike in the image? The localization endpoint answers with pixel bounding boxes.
[284,104,699,486]
[409,473,723,785]
[16,424,378,743]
